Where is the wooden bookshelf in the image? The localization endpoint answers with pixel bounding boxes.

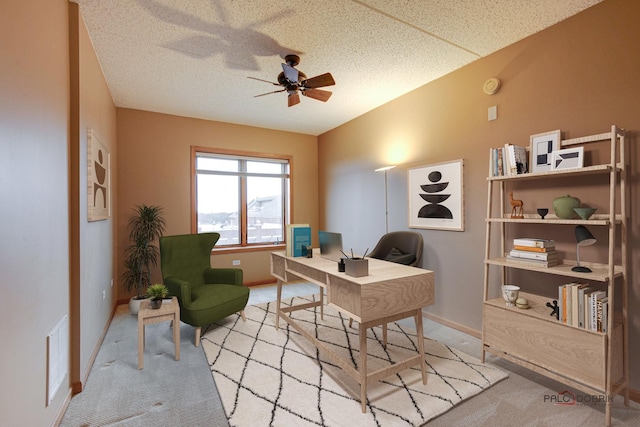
[482,125,629,427]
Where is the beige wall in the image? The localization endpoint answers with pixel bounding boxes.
[74,3,118,388]
[319,0,640,388]
[116,109,318,294]
[0,1,71,425]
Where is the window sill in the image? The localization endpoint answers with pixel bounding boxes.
[211,244,286,255]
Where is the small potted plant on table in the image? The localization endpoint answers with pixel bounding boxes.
[147,283,169,309]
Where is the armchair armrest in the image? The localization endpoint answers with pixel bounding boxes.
[203,267,243,286]
[164,276,192,306]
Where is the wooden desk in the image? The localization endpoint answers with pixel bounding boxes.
[137,297,180,369]
[270,250,435,412]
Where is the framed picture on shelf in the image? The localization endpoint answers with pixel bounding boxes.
[87,128,110,221]
[529,129,561,173]
[551,146,584,171]
[408,159,464,231]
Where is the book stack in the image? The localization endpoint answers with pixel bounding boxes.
[557,283,608,332]
[490,144,529,177]
[285,224,311,257]
[507,238,558,267]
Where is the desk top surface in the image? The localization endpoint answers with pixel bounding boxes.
[271,249,433,284]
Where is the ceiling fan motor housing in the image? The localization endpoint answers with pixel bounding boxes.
[284,54,300,67]
[278,71,306,91]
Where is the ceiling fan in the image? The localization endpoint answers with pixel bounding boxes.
[248,54,335,107]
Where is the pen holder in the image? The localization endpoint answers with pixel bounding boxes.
[344,258,368,278]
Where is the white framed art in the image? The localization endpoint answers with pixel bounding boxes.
[530,129,561,173]
[87,128,110,221]
[408,159,464,231]
[551,146,584,171]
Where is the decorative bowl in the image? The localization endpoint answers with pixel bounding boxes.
[536,208,549,219]
[573,207,597,220]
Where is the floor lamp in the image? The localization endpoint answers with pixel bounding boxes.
[375,166,396,233]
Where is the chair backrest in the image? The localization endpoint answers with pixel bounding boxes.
[159,232,220,288]
[368,231,424,268]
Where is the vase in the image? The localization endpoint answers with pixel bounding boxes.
[150,298,162,309]
[552,194,581,219]
[128,296,150,315]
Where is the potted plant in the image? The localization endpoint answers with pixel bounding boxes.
[121,204,166,314]
[147,283,169,309]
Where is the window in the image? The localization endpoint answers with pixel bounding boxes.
[192,147,291,248]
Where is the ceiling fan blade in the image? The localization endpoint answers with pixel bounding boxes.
[254,88,286,97]
[281,63,299,83]
[247,76,280,86]
[288,92,300,107]
[301,73,335,89]
[302,88,332,102]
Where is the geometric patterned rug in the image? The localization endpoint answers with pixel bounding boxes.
[202,295,507,427]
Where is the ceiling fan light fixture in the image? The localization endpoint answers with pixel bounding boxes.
[249,54,334,106]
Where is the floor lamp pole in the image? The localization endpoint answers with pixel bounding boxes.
[375,165,395,235]
[384,169,389,234]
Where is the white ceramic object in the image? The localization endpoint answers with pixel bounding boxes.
[501,285,520,307]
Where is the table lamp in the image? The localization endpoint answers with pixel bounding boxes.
[572,225,596,272]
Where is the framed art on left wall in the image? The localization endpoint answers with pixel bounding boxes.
[87,128,110,221]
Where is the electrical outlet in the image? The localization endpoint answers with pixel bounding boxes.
[110,278,113,287]
[102,290,106,300]
[232,260,241,266]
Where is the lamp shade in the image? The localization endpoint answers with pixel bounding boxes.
[572,225,596,273]
[575,225,596,246]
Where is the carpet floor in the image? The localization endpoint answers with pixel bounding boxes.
[59,283,640,426]
[202,295,507,427]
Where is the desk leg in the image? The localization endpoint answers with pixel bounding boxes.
[173,312,180,361]
[275,279,283,330]
[382,323,388,348]
[359,323,368,413]
[320,286,324,320]
[138,318,144,369]
[414,309,428,385]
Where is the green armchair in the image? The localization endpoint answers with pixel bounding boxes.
[159,232,249,346]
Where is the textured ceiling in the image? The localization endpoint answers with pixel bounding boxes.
[73,0,601,136]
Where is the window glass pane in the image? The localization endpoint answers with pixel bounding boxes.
[246,176,283,244]
[247,160,285,175]
[196,174,240,245]
[197,157,238,172]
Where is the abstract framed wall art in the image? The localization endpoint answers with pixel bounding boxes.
[551,146,584,171]
[529,129,561,173]
[408,159,464,231]
[87,128,110,221]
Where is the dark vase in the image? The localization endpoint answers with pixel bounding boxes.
[150,298,162,309]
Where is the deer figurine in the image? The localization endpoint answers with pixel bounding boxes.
[510,191,524,218]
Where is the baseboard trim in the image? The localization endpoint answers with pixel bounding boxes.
[51,389,72,427]
[77,303,118,394]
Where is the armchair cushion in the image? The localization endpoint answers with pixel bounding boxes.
[384,247,416,265]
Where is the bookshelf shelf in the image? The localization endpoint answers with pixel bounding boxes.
[482,125,629,427]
